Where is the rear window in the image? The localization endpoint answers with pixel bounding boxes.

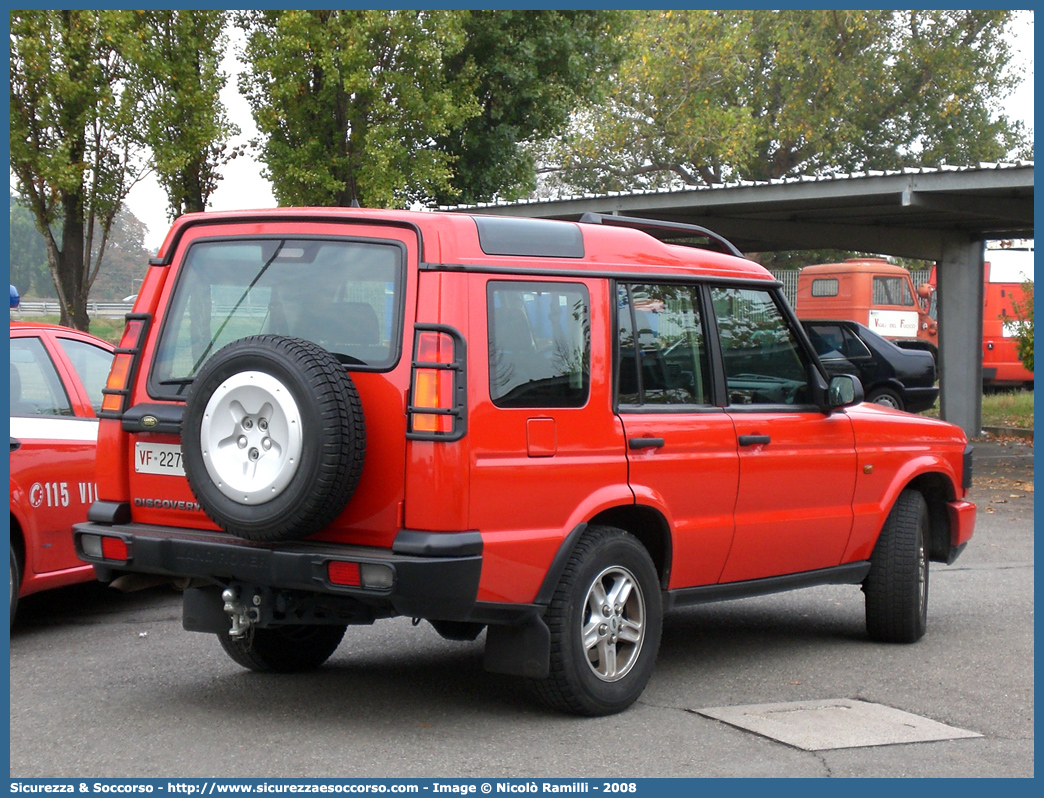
[151,238,404,396]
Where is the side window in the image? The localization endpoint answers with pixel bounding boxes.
[711,286,812,406]
[487,281,590,408]
[57,337,115,414]
[616,283,710,407]
[872,275,914,306]
[810,278,839,297]
[805,323,846,360]
[10,337,73,416]
[839,327,872,359]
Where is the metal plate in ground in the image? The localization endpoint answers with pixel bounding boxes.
[696,699,982,751]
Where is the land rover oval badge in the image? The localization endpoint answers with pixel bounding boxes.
[142,415,158,429]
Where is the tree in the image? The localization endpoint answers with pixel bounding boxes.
[1004,280,1034,373]
[545,10,1030,193]
[124,11,241,220]
[9,194,50,297]
[431,10,626,205]
[10,10,144,331]
[236,10,478,208]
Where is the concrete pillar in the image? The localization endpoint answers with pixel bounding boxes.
[936,236,985,437]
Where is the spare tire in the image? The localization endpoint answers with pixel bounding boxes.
[182,335,365,542]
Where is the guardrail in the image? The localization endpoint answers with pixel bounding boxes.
[10,300,136,318]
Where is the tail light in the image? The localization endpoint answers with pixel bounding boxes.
[407,324,467,441]
[100,313,151,417]
[79,533,130,563]
[327,560,394,590]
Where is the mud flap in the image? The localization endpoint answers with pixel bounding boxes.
[483,614,551,679]
[183,585,229,633]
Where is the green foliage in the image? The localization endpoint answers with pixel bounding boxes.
[237,10,479,208]
[1004,280,1034,373]
[9,195,50,296]
[123,11,240,219]
[546,10,1029,192]
[10,10,144,330]
[433,10,626,205]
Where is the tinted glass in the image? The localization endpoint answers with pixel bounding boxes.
[617,283,710,406]
[153,239,403,390]
[57,337,114,414]
[712,287,811,406]
[10,336,73,416]
[488,282,590,408]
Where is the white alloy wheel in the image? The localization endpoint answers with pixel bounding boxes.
[199,370,304,504]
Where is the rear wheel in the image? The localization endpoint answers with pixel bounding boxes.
[866,387,904,411]
[529,526,662,716]
[864,489,929,643]
[218,625,347,673]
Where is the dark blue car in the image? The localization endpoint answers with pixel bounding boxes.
[803,319,939,413]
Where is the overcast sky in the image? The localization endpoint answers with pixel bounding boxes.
[119,10,1035,250]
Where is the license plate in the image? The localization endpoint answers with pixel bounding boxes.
[135,442,185,476]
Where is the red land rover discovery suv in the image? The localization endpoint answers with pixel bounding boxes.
[73,209,975,716]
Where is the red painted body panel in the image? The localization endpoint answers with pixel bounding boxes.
[841,405,971,562]
[720,411,857,581]
[10,324,114,599]
[622,411,738,588]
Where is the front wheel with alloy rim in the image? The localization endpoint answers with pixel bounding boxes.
[863,489,929,643]
[182,335,365,542]
[218,624,347,672]
[529,526,662,716]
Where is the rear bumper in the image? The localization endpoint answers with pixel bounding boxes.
[945,499,976,565]
[73,522,482,622]
[903,386,940,413]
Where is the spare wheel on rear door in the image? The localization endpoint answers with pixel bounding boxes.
[181,335,366,542]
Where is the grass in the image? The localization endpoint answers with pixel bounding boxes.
[979,389,1035,430]
[11,314,125,344]
[921,388,1034,430]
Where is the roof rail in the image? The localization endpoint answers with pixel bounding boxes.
[578,212,744,258]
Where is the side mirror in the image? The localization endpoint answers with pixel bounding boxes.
[917,283,933,299]
[828,374,864,409]
[10,284,19,309]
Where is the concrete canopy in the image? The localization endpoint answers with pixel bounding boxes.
[449,161,1035,436]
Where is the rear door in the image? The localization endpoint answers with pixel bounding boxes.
[10,332,100,574]
[615,282,739,589]
[710,286,858,582]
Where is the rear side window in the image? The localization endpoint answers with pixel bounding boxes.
[10,336,73,416]
[872,275,914,306]
[616,283,711,407]
[487,281,590,408]
[151,238,404,394]
[56,337,115,414]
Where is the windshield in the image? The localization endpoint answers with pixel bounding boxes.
[151,238,404,394]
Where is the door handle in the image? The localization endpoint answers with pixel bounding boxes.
[738,434,771,446]
[628,437,665,450]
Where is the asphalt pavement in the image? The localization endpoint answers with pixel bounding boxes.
[9,437,1033,778]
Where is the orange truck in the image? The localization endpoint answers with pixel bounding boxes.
[796,246,1035,388]
[795,258,937,359]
